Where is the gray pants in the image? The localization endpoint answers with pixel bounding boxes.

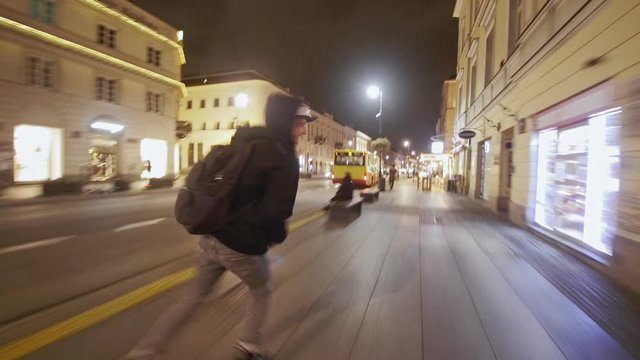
[128,235,272,357]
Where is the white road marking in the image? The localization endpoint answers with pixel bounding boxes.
[0,236,76,255]
[113,218,166,232]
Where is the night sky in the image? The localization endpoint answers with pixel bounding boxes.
[133,0,458,152]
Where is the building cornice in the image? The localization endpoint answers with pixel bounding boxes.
[80,0,186,64]
[0,15,186,96]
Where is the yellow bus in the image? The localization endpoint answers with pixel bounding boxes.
[332,149,379,188]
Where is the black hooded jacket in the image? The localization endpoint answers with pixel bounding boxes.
[211,94,301,255]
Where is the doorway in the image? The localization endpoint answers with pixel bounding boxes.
[498,127,514,212]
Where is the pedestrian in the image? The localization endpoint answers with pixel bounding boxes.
[125,94,315,360]
[324,172,354,210]
[388,164,398,190]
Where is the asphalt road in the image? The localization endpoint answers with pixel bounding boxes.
[0,179,335,325]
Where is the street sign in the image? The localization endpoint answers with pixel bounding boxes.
[458,130,476,139]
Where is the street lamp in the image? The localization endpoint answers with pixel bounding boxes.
[366,85,383,136]
[403,140,410,148]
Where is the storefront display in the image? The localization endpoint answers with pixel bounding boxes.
[534,108,621,255]
[13,124,62,182]
[140,138,168,179]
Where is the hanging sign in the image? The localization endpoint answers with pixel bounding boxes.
[458,130,477,139]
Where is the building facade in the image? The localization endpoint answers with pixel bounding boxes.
[178,71,367,177]
[355,131,371,152]
[436,79,458,154]
[299,112,359,176]
[177,71,286,171]
[453,0,640,293]
[0,0,185,188]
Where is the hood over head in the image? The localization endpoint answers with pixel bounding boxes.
[265,94,305,141]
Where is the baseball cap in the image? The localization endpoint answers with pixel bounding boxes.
[295,104,318,122]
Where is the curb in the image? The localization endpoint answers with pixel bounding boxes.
[0,187,179,208]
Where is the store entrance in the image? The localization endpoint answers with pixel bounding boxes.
[88,138,118,181]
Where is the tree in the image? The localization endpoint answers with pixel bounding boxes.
[176,120,192,139]
[370,137,391,188]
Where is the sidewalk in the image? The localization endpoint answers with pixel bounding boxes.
[122,181,640,359]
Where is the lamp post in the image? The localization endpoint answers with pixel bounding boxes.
[367,85,383,136]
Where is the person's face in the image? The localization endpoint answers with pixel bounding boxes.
[291,117,308,144]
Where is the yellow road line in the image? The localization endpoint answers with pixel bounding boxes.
[0,211,325,359]
[289,211,325,231]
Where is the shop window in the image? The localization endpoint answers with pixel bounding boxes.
[96,76,117,103]
[31,0,55,24]
[27,56,56,89]
[534,108,621,255]
[97,24,117,49]
[140,138,168,179]
[147,47,161,66]
[13,124,62,182]
[476,140,489,198]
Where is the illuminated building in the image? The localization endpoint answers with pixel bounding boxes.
[452,0,640,292]
[0,0,185,186]
[179,70,363,177]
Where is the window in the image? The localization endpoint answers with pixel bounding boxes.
[334,152,365,166]
[96,76,117,103]
[187,100,193,109]
[228,121,235,129]
[484,25,495,87]
[214,98,220,107]
[457,76,465,114]
[97,24,117,48]
[228,97,234,107]
[200,99,206,108]
[30,0,55,24]
[147,47,161,66]
[188,143,194,166]
[214,121,220,130]
[459,17,466,49]
[201,122,206,130]
[197,143,204,161]
[469,58,478,103]
[27,56,55,89]
[146,91,163,113]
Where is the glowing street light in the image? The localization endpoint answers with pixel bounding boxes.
[366,85,383,136]
[404,140,410,148]
[367,85,381,99]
